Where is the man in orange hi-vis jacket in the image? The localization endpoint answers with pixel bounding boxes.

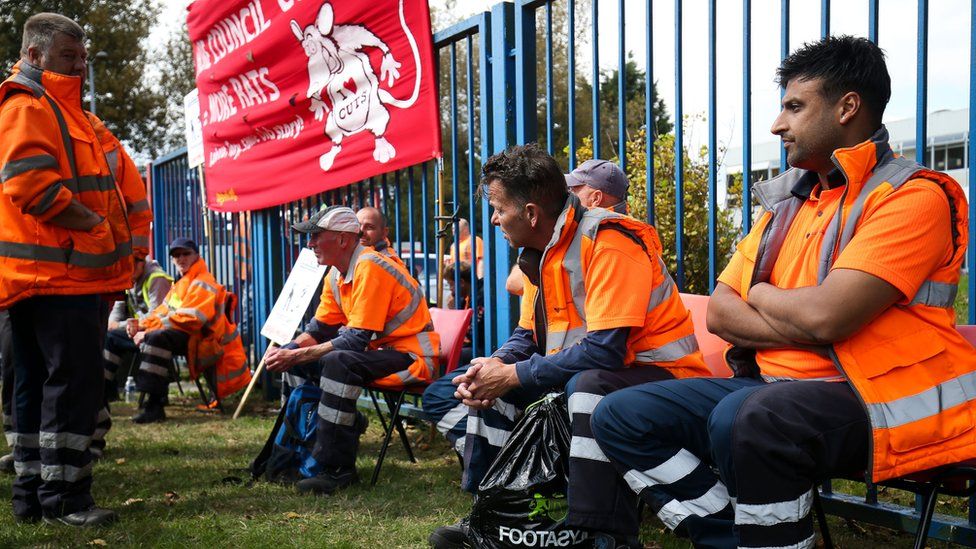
[120,238,249,424]
[0,13,141,527]
[266,205,439,496]
[591,36,976,549]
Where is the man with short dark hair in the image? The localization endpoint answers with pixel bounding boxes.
[425,144,709,548]
[591,35,976,548]
[0,12,139,526]
[355,206,402,264]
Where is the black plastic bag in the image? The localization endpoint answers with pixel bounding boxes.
[467,393,591,548]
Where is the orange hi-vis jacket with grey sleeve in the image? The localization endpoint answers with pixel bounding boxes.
[0,61,133,308]
[89,113,152,260]
[732,127,976,482]
[520,194,709,379]
[140,258,250,399]
[315,244,440,389]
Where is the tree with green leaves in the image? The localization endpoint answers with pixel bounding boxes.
[155,22,196,153]
[0,0,167,157]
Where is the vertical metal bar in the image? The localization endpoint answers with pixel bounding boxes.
[708,0,717,292]
[821,0,830,38]
[618,0,626,171]
[674,0,685,290]
[357,180,365,209]
[645,0,655,225]
[422,163,431,302]
[514,0,538,144]
[370,177,377,209]
[478,12,496,351]
[969,0,975,325]
[868,0,879,43]
[407,167,416,277]
[450,42,461,309]
[394,171,402,251]
[780,0,789,173]
[743,0,752,233]
[916,0,928,166]
[467,33,480,358]
[546,2,554,155]
[568,0,577,168]
[592,0,600,159]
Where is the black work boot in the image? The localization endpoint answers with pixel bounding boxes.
[43,506,117,527]
[132,394,166,424]
[428,518,471,549]
[295,466,359,496]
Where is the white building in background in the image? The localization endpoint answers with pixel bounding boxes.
[724,108,971,202]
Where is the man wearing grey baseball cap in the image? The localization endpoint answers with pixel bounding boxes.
[265,205,439,495]
[565,158,630,214]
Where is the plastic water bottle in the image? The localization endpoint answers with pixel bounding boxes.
[124,376,136,403]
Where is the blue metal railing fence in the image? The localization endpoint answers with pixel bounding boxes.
[149,0,976,543]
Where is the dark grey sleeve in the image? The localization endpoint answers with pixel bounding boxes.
[107,300,128,324]
[146,278,172,311]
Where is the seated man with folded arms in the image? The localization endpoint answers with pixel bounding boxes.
[265,206,439,496]
[423,144,709,549]
[590,35,976,549]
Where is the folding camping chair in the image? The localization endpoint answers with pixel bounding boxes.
[366,307,473,486]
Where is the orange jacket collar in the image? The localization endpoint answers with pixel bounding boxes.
[542,193,584,253]
[829,126,893,197]
[12,60,84,107]
[182,257,209,280]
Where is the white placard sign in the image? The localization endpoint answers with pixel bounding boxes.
[260,248,328,346]
[183,88,204,169]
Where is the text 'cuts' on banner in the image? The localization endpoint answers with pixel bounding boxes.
[186,0,441,212]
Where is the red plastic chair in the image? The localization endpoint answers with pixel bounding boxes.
[367,307,473,485]
[679,293,733,377]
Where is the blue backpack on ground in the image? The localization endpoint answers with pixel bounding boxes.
[250,383,323,483]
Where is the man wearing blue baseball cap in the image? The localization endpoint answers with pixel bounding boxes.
[565,159,630,214]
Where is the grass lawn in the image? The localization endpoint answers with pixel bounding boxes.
[0,392,965,548]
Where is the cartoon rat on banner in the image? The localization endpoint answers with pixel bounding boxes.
[292,0,422,171]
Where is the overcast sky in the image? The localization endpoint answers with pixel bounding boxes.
[156,0,971,157]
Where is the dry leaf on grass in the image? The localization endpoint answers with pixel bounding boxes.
[115,458,125,465]
[283,511,301,519]
[123,498,144,506]
[163,491,180,505]
[88,540,107,546]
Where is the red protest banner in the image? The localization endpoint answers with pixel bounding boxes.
[186,0,441,212]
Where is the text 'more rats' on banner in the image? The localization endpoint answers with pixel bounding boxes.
[186,0,441,212]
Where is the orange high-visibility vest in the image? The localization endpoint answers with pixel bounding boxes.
[316,245,440,389]
[735,128,976,482]
[524,194,709,379]
[141,259,250,399]
[0,61,132,307]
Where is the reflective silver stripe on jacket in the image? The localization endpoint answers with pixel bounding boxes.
[361,254,425,338]
[867,370,976,430]
[190,279,218,294]
[909,280,958,308]
[217,362,249,383]
[27,181,65,216]
[0,154,58,181]
[128,199,150,214]
[176,307,208,325]
[105,149,118,181]
[72,174,116,193]
[634,334,699,363]
[0,239,132,268]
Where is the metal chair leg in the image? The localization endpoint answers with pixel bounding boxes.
[371,390,407,486]
[913,482,941,549]
[813,488,834,549]
[368,390,391,433]
[383,391,415,463]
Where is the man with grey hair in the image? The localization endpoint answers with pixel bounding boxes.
[266,205,439,496]
[0,12,138,527]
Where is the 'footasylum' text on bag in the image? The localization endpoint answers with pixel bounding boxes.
[467,392,591,548]
[249,382,323,484]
